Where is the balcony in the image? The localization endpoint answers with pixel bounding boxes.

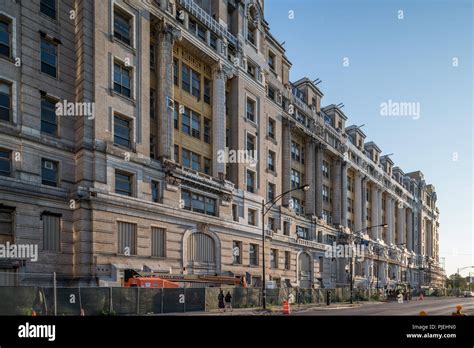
[178,0,238,47]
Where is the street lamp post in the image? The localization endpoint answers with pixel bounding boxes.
[349,224,387,305]
[261,184,310,310]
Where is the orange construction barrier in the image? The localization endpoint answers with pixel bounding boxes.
[282,300,291,315]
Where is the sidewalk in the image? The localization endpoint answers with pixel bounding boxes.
[165,301,385,316]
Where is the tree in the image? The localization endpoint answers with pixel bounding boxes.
[446,273,468,290]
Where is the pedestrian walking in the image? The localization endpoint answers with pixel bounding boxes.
[225,291,233,312]
[218,289,225,313]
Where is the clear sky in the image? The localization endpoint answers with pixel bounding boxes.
[264,0,473,276]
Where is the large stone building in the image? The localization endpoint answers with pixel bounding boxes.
[0,0,444,289]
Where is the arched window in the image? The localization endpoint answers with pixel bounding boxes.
[187,232,215,263]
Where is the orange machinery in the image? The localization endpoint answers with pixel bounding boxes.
[123,269,246,288]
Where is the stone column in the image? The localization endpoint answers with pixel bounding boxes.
[354,172,363,232]
[406,209,413,251]
[332,159,342,225]
[212,62,232,178]
[397,203,406,246]
[155,20,181,161]
[376,189,383,241]
[361,177,367,230]
[315,142,324,218]
[305,138,316,216]
[386,196,393,245]
[370,184,379,240]
[341,161,348,228]
[282,120,292,206]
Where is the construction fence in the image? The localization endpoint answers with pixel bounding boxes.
[0,286,387,315]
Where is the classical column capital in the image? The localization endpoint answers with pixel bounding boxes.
[212,60,234,80]
[155,19,182,43]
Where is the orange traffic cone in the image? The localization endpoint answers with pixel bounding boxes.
[282,300,291,315]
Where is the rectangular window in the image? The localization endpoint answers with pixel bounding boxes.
[150,89,155,119]
[0,18,11,58]
[248,208,256,226]
[114,114,131,148]
[150,135,156,159]
[113,62,131,98]
[40,0,56,20]
[203,118,211,143]
[40,38,58,78]
[191,152,201,171]
[296,226,308,239]
[181,189,216,216]
[267,183,275,201]
[204,78,211,104]
[319,257,324,273]
[182,148,190,168]
[204,157,211,175]
[173,58,179,86]
[191,70,201,99]
[291,169,301,189]
[246,97,255,122]
[322,185,330,203]
[0,149,11,177]
[191,111,201,139]
[43,213,60,251]
[118,221,136,255]
[270,249,278,269]
[41,159,58,187]
[268,51,275,70]
[283,221,290,236]
[151,227,165,257]
[284,251,290,270]
[249,244,258,266]
[268,118,275,139]
[267,150,275,171]
[41,96,57,135]
[174,103,179,129]
[232,204,239,222]
[246,170,255,193]
[268,217,275,232]
[291,141,300,161]
[232,241,242,264]
[246,133,255,153]
[210,33,217,50]
[174,144,179,163]
[181,63,191,92]
[268,86,275,101]
[150,45,155,69]
[182,107,191,135]
[0,207,14,238]
[151,180,160,203]
[0,80,11,122]
[114,9,132,45]
[115,171,132,196]
[322,160,330,178]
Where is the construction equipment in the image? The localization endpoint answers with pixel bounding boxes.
[123,269,246,288]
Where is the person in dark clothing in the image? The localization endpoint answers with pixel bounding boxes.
[218,289,225,313]
[225,291,233,312]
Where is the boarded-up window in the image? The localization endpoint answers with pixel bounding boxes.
[118,221,136,255]
[43,213,61,251]
[151,227,165,257]
[188,232,214,263]
[0,207,14,244]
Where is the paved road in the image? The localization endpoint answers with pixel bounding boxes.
[295,297,474,316]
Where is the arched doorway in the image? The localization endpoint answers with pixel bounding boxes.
[298,252,312,288]
[185,231,217,275]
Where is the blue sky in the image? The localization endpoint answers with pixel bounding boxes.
[264,0,473,276]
